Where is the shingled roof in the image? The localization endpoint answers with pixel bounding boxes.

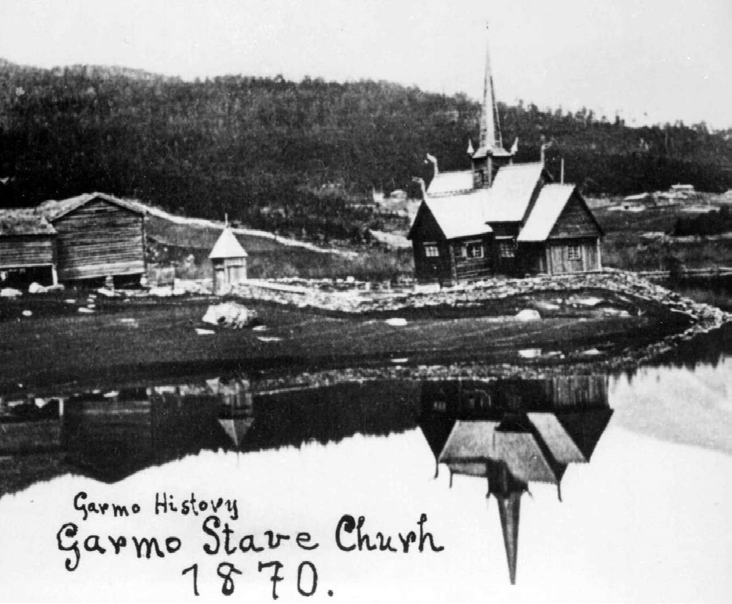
[427,171,475,197]
[481,162,548,223]
[418,191,493,239]
[0,209,56,236]
[517,184,576,242]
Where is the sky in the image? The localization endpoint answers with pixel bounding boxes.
[0,0,731,130]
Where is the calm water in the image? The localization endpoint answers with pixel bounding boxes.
[0,325,730,602]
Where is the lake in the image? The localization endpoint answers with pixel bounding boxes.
[0,324,730,602]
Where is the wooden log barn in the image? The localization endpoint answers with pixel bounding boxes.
[408,26,603,285]
[0,192,147,287]
[0,209,58,286]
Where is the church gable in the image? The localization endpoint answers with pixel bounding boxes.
[408,203,446,241]
[548,192,603,240]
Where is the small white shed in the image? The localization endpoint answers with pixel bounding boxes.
[209,228,248,294]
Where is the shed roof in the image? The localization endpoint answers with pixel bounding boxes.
[40,192,146,222]
[427,171,474,196]
[209,228,248,259]
[0,209,56,236]
[482,162,547,223]
[422,191,493,239]
[517,184,576,242]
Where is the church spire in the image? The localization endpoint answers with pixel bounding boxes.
[480,22,502,151]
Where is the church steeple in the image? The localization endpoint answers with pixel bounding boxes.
[480,22,502,151]
[472,22,513,189]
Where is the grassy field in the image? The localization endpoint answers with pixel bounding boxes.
[595,206,732,272]
[0,288,690,398]
[147,214,415,281]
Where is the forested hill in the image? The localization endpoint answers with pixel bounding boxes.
[1,58,731,230]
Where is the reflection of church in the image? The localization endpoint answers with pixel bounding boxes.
[3,373,613,583]
[418,377,613,585]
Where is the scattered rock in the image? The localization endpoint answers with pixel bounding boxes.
[600,307,630,317]
[21,310,32,317]
[149,286,173,297]
[202,302,257,329]
[385,318,408,327]
[195,328,215,335]
[0,288,22,298]
[252,325,268,331]
[78,308,95,314]
[64,299,76,304]
[97,288,117,298]
[581,348,603,356]
[515,309,541,322]
[518,348,542,359]
[45,284,65,293]
[257,336,282,342]
[532,301,560,311]
[569,296,604,307]
[28,282,47,294]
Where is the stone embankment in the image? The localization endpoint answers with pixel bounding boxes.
[233,271,724,322]
[230,270,728,373]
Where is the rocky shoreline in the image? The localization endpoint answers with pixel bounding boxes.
[227,270,729,386]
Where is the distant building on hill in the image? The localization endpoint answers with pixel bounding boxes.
[407,25,603,286]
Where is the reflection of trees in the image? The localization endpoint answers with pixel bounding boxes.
[57,379,422,483]
[621,323,729,383]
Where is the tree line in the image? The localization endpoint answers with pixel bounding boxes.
[0,59,730,242]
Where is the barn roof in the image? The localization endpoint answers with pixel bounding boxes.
[421,191,493,239]
[517,184,576,242]
[209,228,248,259]
[482,162,547,223]
[427,171,474,196]
[40,192,146,221]
[0,209,56,236]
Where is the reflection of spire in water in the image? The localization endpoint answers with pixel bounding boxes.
[418,376,612,585]
[487,461,527,585]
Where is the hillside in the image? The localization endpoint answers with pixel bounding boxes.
[1,59,731,246]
